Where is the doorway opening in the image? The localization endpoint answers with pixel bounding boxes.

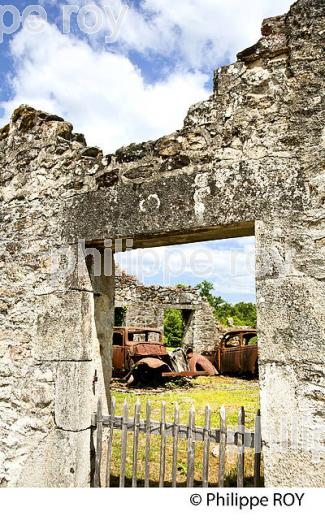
[88,229,262,487]
[163,308,194,350]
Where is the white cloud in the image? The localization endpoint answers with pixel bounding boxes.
[1,0,295,151]
[97,0,295,68]
[0,21,208,152]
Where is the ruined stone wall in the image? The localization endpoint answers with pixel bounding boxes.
[115,271,218,350]
[254,0,325,485]
[192,304,221,352]
[0,113,115,486]
[0,0,324,487]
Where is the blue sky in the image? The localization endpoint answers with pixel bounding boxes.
[115,237,256,304]
[0,0,294,302]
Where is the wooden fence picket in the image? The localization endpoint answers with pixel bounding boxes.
[202,405,211,487]
[119,399,128,488]
[237,406,245,487]
[144,400,151,488]
[105,397,116,487]
[218,405,226,487]
[159,402,167,487]
[132,399,141,488]
[254,409,262,487]
[171,402,179,488]
[186,406,195,487]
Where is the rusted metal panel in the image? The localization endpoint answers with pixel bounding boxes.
[131,357,171,384]
[188,353,217,376]
[241,345,258,373]
[112,346,127,371]
[201,351,217,366]
[220,346,241,374]
[113,325,258,382]
[130,344,167,357]
[125,327,164,346]
[135,358,170,370]
[161,371,209,378]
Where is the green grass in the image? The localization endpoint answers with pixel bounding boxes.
[102,376,261,487]
[112,376,259,428]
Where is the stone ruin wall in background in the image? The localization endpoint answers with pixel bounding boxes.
[115,270,220,351]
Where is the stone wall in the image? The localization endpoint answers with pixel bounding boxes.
[0,0,324,487]
[115,270,219,351]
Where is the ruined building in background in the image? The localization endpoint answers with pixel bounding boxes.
[115,270,219,351]
[0,0,324,487]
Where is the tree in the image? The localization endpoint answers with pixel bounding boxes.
[196,280,257,327]
[232,302,257,327]
[163,309,184,349]
[196,280,218,307]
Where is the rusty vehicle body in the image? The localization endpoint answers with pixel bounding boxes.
[112,327,216,382]
[112,327,169,375]
[202,328,258,376]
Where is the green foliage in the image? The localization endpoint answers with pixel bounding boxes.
[195,280,215,306]
[196,281,257,327]
[196,281,224,309]
[163,308,184,348]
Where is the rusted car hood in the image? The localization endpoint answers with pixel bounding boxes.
[129,343,167,357]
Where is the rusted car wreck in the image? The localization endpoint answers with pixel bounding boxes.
[112,327,217,383]
[202,328,258,376]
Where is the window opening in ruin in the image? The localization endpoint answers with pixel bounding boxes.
[114,306,127,326]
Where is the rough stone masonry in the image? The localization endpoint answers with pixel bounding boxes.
[0,0,324,487]
[115,270,219,351]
